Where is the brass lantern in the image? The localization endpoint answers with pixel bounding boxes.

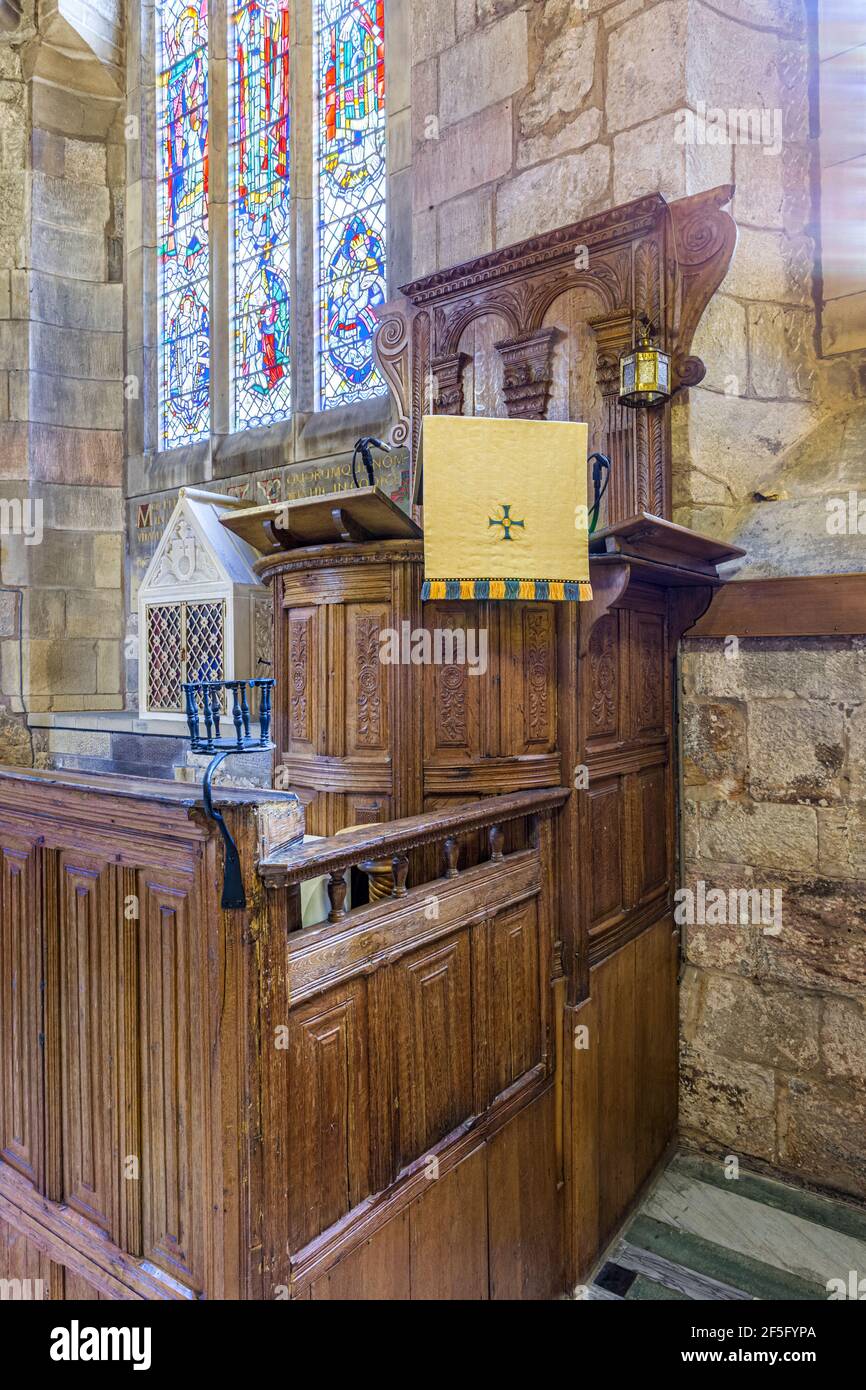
[619,314,671,408]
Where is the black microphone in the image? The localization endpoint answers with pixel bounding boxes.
[352,436,391,488]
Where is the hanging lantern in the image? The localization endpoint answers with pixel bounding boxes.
[619,314,671,409]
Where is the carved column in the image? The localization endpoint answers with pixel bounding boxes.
[495,326,560,419]
[432,353,468,415]
[588,308,635,524]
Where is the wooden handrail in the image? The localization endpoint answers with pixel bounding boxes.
[259,785,570,888]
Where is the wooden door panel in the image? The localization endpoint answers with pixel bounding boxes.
[287,980,370,1250]
[0,837,41,1186]
[393,931,474,1168]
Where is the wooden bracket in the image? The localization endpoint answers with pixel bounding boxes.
[579,561,631,658]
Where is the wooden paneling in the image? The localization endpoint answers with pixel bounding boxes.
[634,762,669,904]
[393,931,474,1168]
[422,602,484,763]
[310,1211,410,1300]
[409,1147,489,1300]
[586,778,626,931]
[488,1090,563,1300]
[566,917,678,1281]
[285,607,319,756]
[687,573,866,638]
[0,1212,53,1297]
[586,611,621,745]
[58,855,116,1235]
[0,837,41,1187]
[502,604,558,754]
[288,981,370,1250]
[490,901,542,1094]
[631,610,666,737]
[345,602,390,755]
[138,869,206,1294]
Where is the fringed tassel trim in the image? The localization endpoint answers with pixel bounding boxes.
[421,578,593,602]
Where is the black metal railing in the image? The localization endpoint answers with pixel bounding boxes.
[182,677,276,910]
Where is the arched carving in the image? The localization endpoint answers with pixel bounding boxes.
[374,186,736,523]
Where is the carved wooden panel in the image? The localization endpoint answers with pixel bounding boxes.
[345,603,389,756]
[287,981,370,1251]
[490,901,542,1094]
[0,837,41,1186]
[286,608,318,756]
[58,855,116,1235]
[586,778,626,932]
[632,612,666,737]
[138,870,205,1293]
[501,605,557,754]
[422,603,483,762]
[392,930,474,1169]
[586,611,620,745]
[383,186,737,527]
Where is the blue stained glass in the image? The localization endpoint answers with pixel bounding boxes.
[157,0,211,448]
[315,0,387,410]
[230,0,292,430]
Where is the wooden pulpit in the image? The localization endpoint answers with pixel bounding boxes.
[0,189,745,1302]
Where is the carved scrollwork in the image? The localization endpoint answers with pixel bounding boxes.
[372,300,411,448]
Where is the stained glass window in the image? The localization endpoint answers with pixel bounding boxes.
[314,0,387,410]
[230,0,292,430]
[157,0,211,449]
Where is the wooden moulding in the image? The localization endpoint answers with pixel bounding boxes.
[687,573,866,638]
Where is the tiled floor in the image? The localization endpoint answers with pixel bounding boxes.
[588,1152,866,1301]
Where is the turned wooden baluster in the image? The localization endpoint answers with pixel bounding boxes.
[391,854,409,897]
[488,824,505,862]
[443,836,460,878]
[327,870,349,921]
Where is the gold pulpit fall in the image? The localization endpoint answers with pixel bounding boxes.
[417,415,592,601]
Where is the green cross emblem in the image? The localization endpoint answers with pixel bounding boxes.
[489,504,525,541]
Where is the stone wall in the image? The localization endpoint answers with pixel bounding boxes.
[679,635,866,1199]
[0,10,124,761]
[410,0,731,275]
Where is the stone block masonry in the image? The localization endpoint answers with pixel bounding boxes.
[0,14,125,758]
[680,635,866,1200]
